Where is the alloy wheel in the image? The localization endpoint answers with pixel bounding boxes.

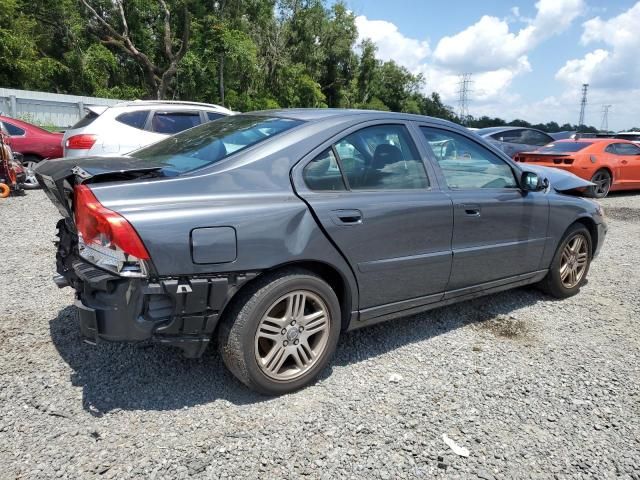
[254,290,330,381]
[559,233,589,289]
[591,171,611,197]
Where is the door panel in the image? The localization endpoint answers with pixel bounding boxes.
[419,126,549,291]
[613,143,640,185]
[302,190,453,308]
[294,123,454,310]
[447,189,549,290]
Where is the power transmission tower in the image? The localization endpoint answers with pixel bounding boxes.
[457,73,473,125]
[600,104,612,132]
[578,83,589,129]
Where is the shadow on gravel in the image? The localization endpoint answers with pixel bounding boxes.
[50,306,269,414]
[330,287,547,370]
[50,287,548,413]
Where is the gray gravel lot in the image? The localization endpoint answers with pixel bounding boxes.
[1,190,639,479]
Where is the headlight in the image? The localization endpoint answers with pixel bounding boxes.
[596,205,605,218]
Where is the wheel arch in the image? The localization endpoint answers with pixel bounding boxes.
[573,216,599,257]
[219,260,356,332]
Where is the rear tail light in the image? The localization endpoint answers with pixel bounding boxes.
[66,134,97,150]
[74,185,150,273]
[563,158,574,165]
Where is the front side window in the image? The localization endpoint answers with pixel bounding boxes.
[132,115,302,174]
[492,129,524,144]
[151,111,202,134]
[521,130,553,146]
[4,122,25,136]
[614,143,640,155]
[421,127,518,189]
[116,110,150,130]
[334,125,429,190]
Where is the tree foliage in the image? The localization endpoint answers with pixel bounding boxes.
[0,0,600,131]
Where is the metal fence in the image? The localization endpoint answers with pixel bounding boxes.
[0,88,122,128]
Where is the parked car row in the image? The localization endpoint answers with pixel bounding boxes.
[473,126,640,198]
[0,101,233,193]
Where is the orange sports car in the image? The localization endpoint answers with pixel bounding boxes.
[515,138,640,198]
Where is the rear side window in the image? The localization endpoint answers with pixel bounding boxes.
[538,142,592,153]
[304,149,346,191]
[151,111,201,134]
[132,115,303,174]
[71,110,99,129]
[4,122,25,136]
[116,110,150,130]
[207,112,225,122]
[336,125,429,190]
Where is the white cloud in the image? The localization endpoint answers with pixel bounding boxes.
[432,0,584,72]
[556,2,640,89]
[354,16,430,71]
[353,1,640,129]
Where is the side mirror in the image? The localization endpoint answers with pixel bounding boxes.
[521,171,546,191]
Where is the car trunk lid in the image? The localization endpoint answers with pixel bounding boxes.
[34,156,164,219]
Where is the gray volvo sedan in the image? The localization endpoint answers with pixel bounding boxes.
[36,109,606,394]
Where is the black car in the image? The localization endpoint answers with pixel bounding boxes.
[35,109,605,394]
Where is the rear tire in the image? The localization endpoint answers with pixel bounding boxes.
[538,223,592,298]
[21,155,42,190]
[218,268,341,395]
[586,169,611,198]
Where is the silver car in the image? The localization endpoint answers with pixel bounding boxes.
[62,101,233,157]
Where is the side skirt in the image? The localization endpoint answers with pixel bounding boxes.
[348,270,548,331]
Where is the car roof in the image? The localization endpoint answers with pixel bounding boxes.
[110,100,233,114]
[553,138,635,144]
[246,108,460,126]
[476,126,548,136]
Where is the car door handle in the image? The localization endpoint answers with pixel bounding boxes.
[622,160,628,165]
[330,209,363,225]
[458,204,481,217]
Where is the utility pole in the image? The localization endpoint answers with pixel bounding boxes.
[578,83,589,129]
[600,104,612,132]
[457,73,473,125]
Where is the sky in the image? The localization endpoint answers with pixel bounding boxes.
[340,0,640,131]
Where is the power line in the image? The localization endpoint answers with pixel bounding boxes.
[600,104,612,132]
[457,73,473,125]
[578,83,589,129]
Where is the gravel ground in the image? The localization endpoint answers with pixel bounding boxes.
[1,190,639,479]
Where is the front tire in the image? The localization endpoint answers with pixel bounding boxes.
[218,268,341,395]
[539,223,592,298]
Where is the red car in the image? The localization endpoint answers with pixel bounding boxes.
[0,115,64,188]
[515,138,640,198]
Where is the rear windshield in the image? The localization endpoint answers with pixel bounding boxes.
[71,110,99,129]
[131,115,303,174]
[537,142,591,153]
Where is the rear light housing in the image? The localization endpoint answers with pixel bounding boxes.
[66,134,97,150]
[74,185,150,277]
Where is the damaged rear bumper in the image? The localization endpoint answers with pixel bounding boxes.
[55,220,255,358]
[65,259,255,357]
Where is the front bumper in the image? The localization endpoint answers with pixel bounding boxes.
[594,220,607,258]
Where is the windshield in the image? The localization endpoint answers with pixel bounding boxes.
[537,142,592,153]
[132,115,303,174]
